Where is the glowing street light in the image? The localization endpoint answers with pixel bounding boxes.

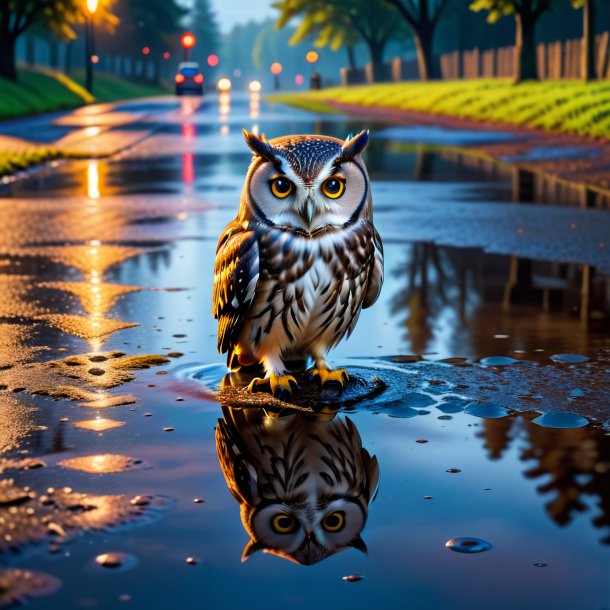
[207,54,219,67]
[270,62,282,91]
[142,46,150,56]
[306,50,322,90]
[248,80,262,93]
[217,78,231,92]
[84,0,99,93]
[181,32,196,61]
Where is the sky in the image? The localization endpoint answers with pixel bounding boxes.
[211,0,276,32]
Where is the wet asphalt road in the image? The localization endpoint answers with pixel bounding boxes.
[0,93,609,610]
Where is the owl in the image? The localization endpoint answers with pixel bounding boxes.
[215,407,379,565]
[212,129,383,396]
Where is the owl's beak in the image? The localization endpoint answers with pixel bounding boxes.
[300,197,315,229]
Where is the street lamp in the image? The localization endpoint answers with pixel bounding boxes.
[181,32,196,61]
[270,62,282,91]
[85,0,99,94]
[306,50,321,90]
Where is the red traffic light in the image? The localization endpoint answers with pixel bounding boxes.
[207,54,219,67]
[142,46,150,55]
[181,33,196,49]
[270,62,282,75]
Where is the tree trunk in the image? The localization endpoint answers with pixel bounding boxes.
[414,26,437,81]
[25,34,35,65]
[366,40,386,83]
[582,0,596,81]
[49,40,59,69]
[64,40,74,75]
[346,45,356,70]
[514,12,538,82]
[0,35,18,80]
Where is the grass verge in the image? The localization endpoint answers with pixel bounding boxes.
[70,70,169,103]
[0,67,169,122]
[0,148,65,176]
[0,67,93,121]
[269,80,610,139]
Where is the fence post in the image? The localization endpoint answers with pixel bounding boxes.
[596,32,609,79]
[537,43,546,80]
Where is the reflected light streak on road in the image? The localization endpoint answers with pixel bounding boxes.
[180,97,197,117]
[249,91,260,119]
[87,160,100,201]
[219,91,230,122]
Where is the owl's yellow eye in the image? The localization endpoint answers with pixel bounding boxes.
[269,177,294,199]
[271,513,298,534]
[321,176,345,199]
[322,511,345,532]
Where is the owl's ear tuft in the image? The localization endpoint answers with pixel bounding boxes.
[349,535,368,555]
[242,129,277,162]
[241,538,265,562]
[341,129,369,158]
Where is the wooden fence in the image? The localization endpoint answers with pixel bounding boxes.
[341,32,610,84]
[441,32,610,80]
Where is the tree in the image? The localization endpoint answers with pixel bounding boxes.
[273,0,406,82]
[384,0,451,81]
[470,0,554,83]
[188,0,221,66]
[0,0,118,81]
[111,0,185,81]
[571,0,596,81]
[0,1,76,79]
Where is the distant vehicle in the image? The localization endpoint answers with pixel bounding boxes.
[175,62,204,96]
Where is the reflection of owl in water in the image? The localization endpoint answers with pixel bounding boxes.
[215,407,379,565]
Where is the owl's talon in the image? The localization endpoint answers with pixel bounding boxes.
[246,374,298,398]
[311,368,349,390]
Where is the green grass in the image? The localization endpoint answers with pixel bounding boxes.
[0,67,169,122]
[0,67,93,121]
[71,70,169,103]
[269,80,610,139]
[0,148,65,176]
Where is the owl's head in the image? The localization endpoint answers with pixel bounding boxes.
[240,130,371,232]
[215,408,379,565]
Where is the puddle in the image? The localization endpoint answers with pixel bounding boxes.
[0,93,608,609]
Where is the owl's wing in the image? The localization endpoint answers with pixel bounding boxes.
[363,225,384,309]
[213,220,260,354]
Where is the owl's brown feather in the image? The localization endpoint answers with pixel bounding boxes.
[212,219,259,357]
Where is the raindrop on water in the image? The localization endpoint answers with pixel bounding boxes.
[342,574,364,582]
[480,356,521,366]
[465,402,509,419]
[532,412,589,429]
[445,537,492,553]
[94,552,138,572]
[550,353,589,364]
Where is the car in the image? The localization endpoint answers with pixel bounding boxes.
[175,62,204,96]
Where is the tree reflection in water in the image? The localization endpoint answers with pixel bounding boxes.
[479,414,610,545]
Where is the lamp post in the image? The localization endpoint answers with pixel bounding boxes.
[181,33,196,62]
[270,62,282,91]
[306,50,320,90]
[85,0,99,93]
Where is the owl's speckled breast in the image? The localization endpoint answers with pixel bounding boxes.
[242,221,375,359]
